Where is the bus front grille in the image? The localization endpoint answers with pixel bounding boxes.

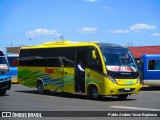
[118,88,135,93]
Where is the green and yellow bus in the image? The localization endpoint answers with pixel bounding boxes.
[18,41,141,100]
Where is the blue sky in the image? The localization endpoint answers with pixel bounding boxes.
[0,0,160,51]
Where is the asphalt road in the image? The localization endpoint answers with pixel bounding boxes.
[0,84,160,120]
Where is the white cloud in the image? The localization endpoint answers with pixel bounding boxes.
[26,28,59,37]
[108,23,158,35]
[151,33,160,37]
[108,29,130,34]
[130,24,157,32]
[79,27,98,33]
[84,0,97,2]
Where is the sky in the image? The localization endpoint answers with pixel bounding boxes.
[0,0,160,51]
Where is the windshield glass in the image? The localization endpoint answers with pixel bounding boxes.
[0,56,9,70]
[101,47,138,78]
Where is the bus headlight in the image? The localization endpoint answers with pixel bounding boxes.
[7,77,11,81]
[108,77,117,84]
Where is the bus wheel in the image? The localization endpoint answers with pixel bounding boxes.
[37,82,44,94]
[87,86,99,100]
[117,94,128,100]
[0,90,6,96]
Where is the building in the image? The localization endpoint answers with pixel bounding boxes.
[128,46,160,60]
[6,47,21,54]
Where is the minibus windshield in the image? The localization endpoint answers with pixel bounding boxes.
[0,56,9,70]
[101,47,138,79]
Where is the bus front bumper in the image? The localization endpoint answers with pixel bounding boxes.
[0,78,11,90]
[104,81,142,96]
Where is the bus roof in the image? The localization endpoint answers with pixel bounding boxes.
[141,54,160,59]
[96,43,126,48]
[20,40,126,49]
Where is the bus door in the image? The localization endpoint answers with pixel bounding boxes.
[75,47,88,93]
[63,59,75,93]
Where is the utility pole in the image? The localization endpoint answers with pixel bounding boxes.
[60,35,64,40]
[11,41,12,47]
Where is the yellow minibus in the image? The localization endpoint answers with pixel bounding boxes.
[18,41,141,100]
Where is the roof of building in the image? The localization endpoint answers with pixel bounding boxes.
[128,46,160,59]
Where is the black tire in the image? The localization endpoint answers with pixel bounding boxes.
[0,90,6,96]
[37,82,44,94]
[87,86,99,100]
[117,94,128,100]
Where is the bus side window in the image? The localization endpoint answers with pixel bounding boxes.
[63,59,75,67]
[87,48,103,72]
[155,60,160,70]
[148,60,155,70]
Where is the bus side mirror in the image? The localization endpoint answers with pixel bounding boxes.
[92,50,97,60]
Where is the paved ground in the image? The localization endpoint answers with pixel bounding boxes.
[0,84,160,120]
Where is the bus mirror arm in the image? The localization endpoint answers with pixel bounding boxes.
[92,50,97,60]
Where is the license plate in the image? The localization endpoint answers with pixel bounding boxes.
[125,88,130,90]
